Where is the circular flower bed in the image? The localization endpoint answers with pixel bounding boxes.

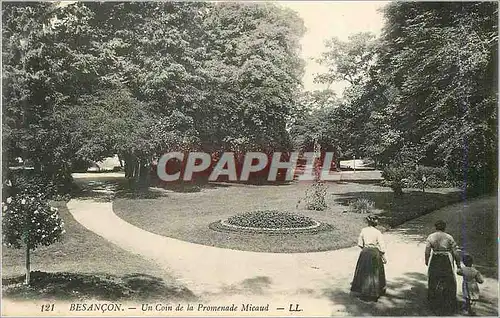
[228,210,315,228]
[209,210,334,235]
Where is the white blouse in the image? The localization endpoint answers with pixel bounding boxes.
[425,231,459,265]
[358,226,386,253]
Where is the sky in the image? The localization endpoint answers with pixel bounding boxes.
[278,1,389,93]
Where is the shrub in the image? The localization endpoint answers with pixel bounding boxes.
[2,193,65,285]
[409,165,455,189]
[381,166,411,195]
[297,180,328,211]
[382,164,457,194]
[348,198,375,214]
[5,169,74,201]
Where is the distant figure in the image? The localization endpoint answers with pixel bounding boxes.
[350,215,387,301]
[457,254,484,315]
[425,220,461,315]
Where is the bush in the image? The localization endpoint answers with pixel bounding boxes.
[5,169,74,201]
[410,166,454,188]
[2,195,65,249]
[382,165,456,194]
[297,180,328,211]
[2,192,65,285]
[381,166,411,195]
[348,198,375,214]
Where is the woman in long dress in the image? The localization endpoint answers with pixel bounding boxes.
[351,215,387,301]
[425,220,461,315]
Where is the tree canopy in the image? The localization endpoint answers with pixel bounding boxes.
[378,2,498,192]
[2,2,306,186]
[291,2,497,193]
[3,2,497,193]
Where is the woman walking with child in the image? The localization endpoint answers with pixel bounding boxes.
[425,220,461,315]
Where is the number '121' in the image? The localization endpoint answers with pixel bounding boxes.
[41,304,54,312]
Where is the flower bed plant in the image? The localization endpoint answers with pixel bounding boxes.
[208,210,334,235]
[226,210,316,229]
[208,209,335,235]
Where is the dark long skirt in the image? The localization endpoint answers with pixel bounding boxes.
[350,247,386,300]
[428,253,457,315]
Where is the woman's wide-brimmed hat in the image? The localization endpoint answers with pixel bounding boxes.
[366,215,379,223]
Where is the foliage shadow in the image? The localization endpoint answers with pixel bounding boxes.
[2,271,197,302]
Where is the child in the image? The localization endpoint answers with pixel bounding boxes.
[457,254,484,315]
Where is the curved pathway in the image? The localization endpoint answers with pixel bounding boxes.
[66,175,498,316]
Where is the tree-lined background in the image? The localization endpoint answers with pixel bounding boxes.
[291,2,498,195]
[2,1,498,195]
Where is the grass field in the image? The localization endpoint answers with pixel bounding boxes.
[2,201,194,301]
[332,183,463,227]
[113,181,463,253]
[394,195,498,278]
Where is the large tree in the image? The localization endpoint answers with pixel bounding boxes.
[289,89,344,161]
[300,2,497,194]
[200,2,306,153]
[3,4,86,166]
[71,87,198,188]
[377,2,498,192]
[2,2,112,191]
[315,32,378,87]
[300,32,381,161]
[3,2,308,188]
[74,2,208,184]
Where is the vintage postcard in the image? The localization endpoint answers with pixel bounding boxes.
[1,1,498,316]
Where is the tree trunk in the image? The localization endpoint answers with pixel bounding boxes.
[392,183,404,196]
[117,154,124,168]
[25,244,30,285]
[137,159,151,191]
[133,159,140,185]
[123,153,132,179]
[313,138,321,181]
[24,205,31,285]
[334,147,341,172]
[34,161,42,173]
[124,154,151,191]
[124,154,138,188]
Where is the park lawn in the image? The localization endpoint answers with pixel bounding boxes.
[113,181,463,253]
[331,182,463,228]
[115,182,368,253]
[2,200,195,301]
[394,195,498,278]
[436,196,498,278]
